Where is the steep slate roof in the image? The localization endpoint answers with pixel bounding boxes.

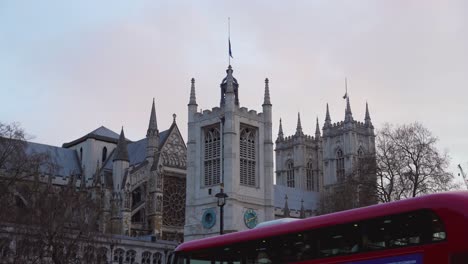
[62,126,129,148]
[102,129,171,171]
[274,185,319,212]
[26,141,82,178]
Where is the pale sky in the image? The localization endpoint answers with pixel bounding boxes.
[1,1,467,181]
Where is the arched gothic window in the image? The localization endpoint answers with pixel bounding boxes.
[153,252,163,264]
[357,148,364,157]
[336,149,345,181]
[114,249,124,264]
[306,161,313,191]
[142,251,151,264]
[126,250,136,264]
[240,127,256,186]
[204,127,221,186]
[286,160,295,188]
[102,147,107,162]
[80,147,83,161]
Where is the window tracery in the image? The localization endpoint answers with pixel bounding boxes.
[306,161,313,191]
[142,251,151,264]
[240,127,256,186]
[114,248,124,264]
[126,250,136,264]
[204,127,221,186]
[163,176,186,227]
[336,149,345,182]
[152,252,163,264]
[287,160,295,188]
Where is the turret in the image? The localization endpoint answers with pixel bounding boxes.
[113,127,129,192]
[220,65,239,110]
[146,99,159,161]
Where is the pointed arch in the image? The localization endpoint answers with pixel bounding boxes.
[102,146,107,162]
[336,148,345,182]
[204,126,221,186]
[240,126,257,186]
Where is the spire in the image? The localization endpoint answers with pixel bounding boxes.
[300,199,306,219]
[345,96,353,122]
[263,78,271,105]
[147,98,158,137]
[188,78,197,105]
[295,112,303,136]
[114,127,129,162]
[277,118,284,141]
[283,194,290,217]
[365,101,373,127]
[325,103,331,126]
[315,117,321,139]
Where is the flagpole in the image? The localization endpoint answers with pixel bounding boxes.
[228,17,231,66]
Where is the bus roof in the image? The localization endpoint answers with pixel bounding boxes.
[176,191,468,252]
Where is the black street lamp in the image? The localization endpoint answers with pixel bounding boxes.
[215,186,228,235]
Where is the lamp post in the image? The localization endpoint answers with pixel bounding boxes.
[215,185,228,235]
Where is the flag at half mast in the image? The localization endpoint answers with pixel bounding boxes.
[229,38,233,58]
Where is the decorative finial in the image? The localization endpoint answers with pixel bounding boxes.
[325,103,331,123]
[189,78,197,105]
[345,96,353,122]
[277,118,284,141]
[263,78,271,105]
[172,113,177,124]
[365,101,372,127]
[147,99,158,137]
[295,112,303,136]
[315,116,321,138]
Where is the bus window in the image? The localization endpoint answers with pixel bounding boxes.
[364,209,446,251]
[318,223,361,257]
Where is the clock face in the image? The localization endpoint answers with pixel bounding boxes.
[202,208,216,229]
[244,209,258,229]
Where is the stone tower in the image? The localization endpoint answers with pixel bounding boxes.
[185,66,274,241]
[322,97,375,186]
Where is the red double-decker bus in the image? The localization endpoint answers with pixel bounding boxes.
[174,191,468,263]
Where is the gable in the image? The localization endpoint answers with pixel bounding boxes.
[159,125,187,169]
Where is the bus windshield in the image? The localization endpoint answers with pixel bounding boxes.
[175,209,446,264]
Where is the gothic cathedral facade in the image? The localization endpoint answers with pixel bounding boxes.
[274,97,376,216]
